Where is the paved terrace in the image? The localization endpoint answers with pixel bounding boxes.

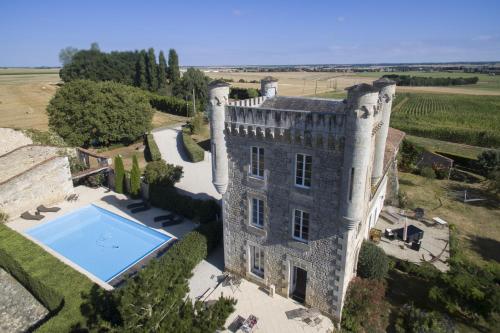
[188,248,334,333]
[375,205,450,272]
[7,185,197,289]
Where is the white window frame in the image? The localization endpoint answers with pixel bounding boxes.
[295,153,312,188]
[249,245,265,278]
[293,209,310,243]
[249,197,264,228]
[250,146,265,178]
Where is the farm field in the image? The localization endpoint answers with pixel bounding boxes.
[206,71,500,96]
[390,92,500,147]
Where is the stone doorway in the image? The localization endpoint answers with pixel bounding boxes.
[291,266,307,303]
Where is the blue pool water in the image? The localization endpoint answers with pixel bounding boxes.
[26,205,171,282]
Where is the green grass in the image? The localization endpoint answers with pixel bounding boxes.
[0,224,95,332]
[311,90,347,99]
[405,135,487,160]
[353,71,500,91]
[390,92,500,147]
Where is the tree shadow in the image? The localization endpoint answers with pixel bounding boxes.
[469,236,500,263]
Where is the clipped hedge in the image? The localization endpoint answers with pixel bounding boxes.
[149,94,195,117]
[0,248,63,313]
[229,87,260,100]
[149,184,220,223]
[182,127,205,162]
[145,133,161,161]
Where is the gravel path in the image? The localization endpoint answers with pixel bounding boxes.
[0,268,48,333]
[152,127,221,200]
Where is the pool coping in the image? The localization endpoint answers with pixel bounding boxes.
[21,204,177,290]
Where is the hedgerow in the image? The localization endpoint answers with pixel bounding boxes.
[149,93,195,117]
[182,127,205,162]
[145,133,162,161]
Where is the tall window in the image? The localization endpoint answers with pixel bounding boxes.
[295,154,312,187]
[250,198,264,228]
[250,245,265,277]
[293,209,310,242]
[251,147,264,177]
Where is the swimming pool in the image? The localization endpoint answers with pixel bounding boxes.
[26,205,172,282]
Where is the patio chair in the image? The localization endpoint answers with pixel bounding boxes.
[154,213,175,222]
[131,203,151,213]
[66,193,78,201]
[20,211,45,221]
[37,205,61,213]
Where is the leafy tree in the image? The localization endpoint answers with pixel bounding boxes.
[146,48,158,92]
[114,156,125,194]
[144,160,183,186]
[173,68,209,110]
[357,241,389,280]
[130,155,141,197]
[90,42,100,51]
[341,277,389,333]
[168,48,180,83]
[419,166,436,179]
[399,139,422,172]
[47,80,154,147]
[58,46,79,65]
[158,50,168,93]
[134,50,148,90]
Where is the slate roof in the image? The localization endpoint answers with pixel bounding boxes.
[260,96,344,112]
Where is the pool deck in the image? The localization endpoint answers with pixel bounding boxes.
[6,185,197,289]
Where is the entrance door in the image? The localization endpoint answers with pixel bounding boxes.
[291,266,307,303]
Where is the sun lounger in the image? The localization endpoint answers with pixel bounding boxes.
[65,194,79,202]
[37,205,61,213]
[21,211,45,220]
[162,216,184,227]
[154,213,175,222]
[127,201,146,209]
[131,204,150,213]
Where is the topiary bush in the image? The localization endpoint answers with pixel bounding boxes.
[145,133,161,161]
[181,127,205,162]
[144,160,183,187]
[0,248,63,313]
[357,241,389,280]
[130,155,141,197]
[114,155,125,194]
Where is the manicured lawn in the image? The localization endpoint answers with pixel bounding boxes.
[0,224,95,332]
[312,90,347,99]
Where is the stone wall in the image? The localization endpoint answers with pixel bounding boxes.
[0,156,73,219]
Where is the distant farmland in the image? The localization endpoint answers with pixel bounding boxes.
[391,93,500,147]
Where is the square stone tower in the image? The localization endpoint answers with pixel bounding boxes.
[208,77,401,320]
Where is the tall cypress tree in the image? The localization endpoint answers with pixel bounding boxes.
[168,49,180,83]
[157,50,167,92]
[146,48,158,92]
[130,155,141,197]
[114,155,125,194]
[135,50,148,90]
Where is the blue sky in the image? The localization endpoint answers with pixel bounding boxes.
[1,0,499,66]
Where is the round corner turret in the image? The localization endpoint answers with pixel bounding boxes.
[261,76,279,98]
[373,78,396,100]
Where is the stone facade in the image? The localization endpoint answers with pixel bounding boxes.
[209,78,401,320]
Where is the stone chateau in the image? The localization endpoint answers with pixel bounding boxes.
[208,77,404,319]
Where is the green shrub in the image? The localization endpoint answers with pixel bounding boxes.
[229,87,260,100]
[393,258,441,281]
[395,303,455,333]
[357,241,389,280]
[419,166,436,179]
[182,127,205,162]
[477,149,500,176]
[144,160,183,187]
[114,155,125,194]
[191,112,205,135]
[145,133,161,161]
[149,93,195,116]
[23,129,67,147]
[341,277,389,333]
[130,155,141,197]
[0,211,8,223]
[398,190,409,209]
[399,139,422,172]
[149,184,220,223]
[0,248,64,312]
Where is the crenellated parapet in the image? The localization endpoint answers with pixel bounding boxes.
[224,105,347,151]
[228,96,267,107]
